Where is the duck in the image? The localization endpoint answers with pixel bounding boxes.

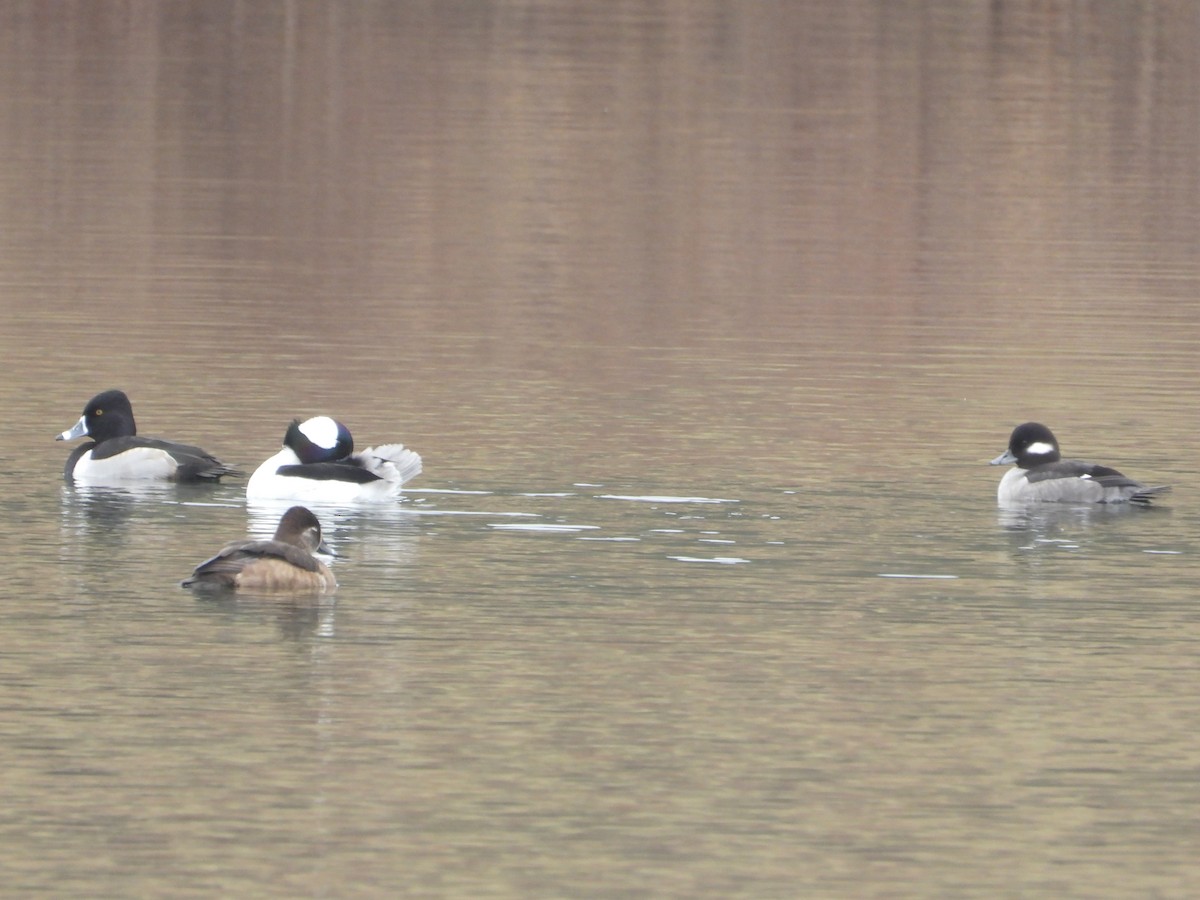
[990,422,1169,504]
[57,389,241,484]
[182,505,336,593]
[246,416,421,502]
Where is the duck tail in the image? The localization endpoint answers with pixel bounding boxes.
[360,444,423,486]
[1130,484,1171,505]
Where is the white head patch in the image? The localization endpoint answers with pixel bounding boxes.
[1025,441,1055,456]
[299,416,340,450]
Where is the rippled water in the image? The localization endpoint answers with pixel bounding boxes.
[3,3,1200,896]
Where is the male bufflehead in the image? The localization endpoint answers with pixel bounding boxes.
[182,505,336,593]
[990,422,1169,504]
[57,389,240,484]
[246,416,422,502]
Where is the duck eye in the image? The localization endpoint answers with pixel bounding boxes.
[95,409,103,416]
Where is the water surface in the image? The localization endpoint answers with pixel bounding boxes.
[2,3,1200,897]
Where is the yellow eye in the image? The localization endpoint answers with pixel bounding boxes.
[95,409,103,416]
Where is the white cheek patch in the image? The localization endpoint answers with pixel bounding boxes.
[1025,441,1055,456]
[298,416,340,450]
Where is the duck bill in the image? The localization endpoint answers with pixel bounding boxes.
[57,415,88,442]
[989,449,1016,466]
[316,539,337,558]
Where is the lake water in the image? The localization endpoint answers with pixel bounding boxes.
[2,2,1200,896]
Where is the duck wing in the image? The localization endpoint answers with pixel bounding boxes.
[91,436,241,481]
[184,540,323,586]
[275,461,382,484]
